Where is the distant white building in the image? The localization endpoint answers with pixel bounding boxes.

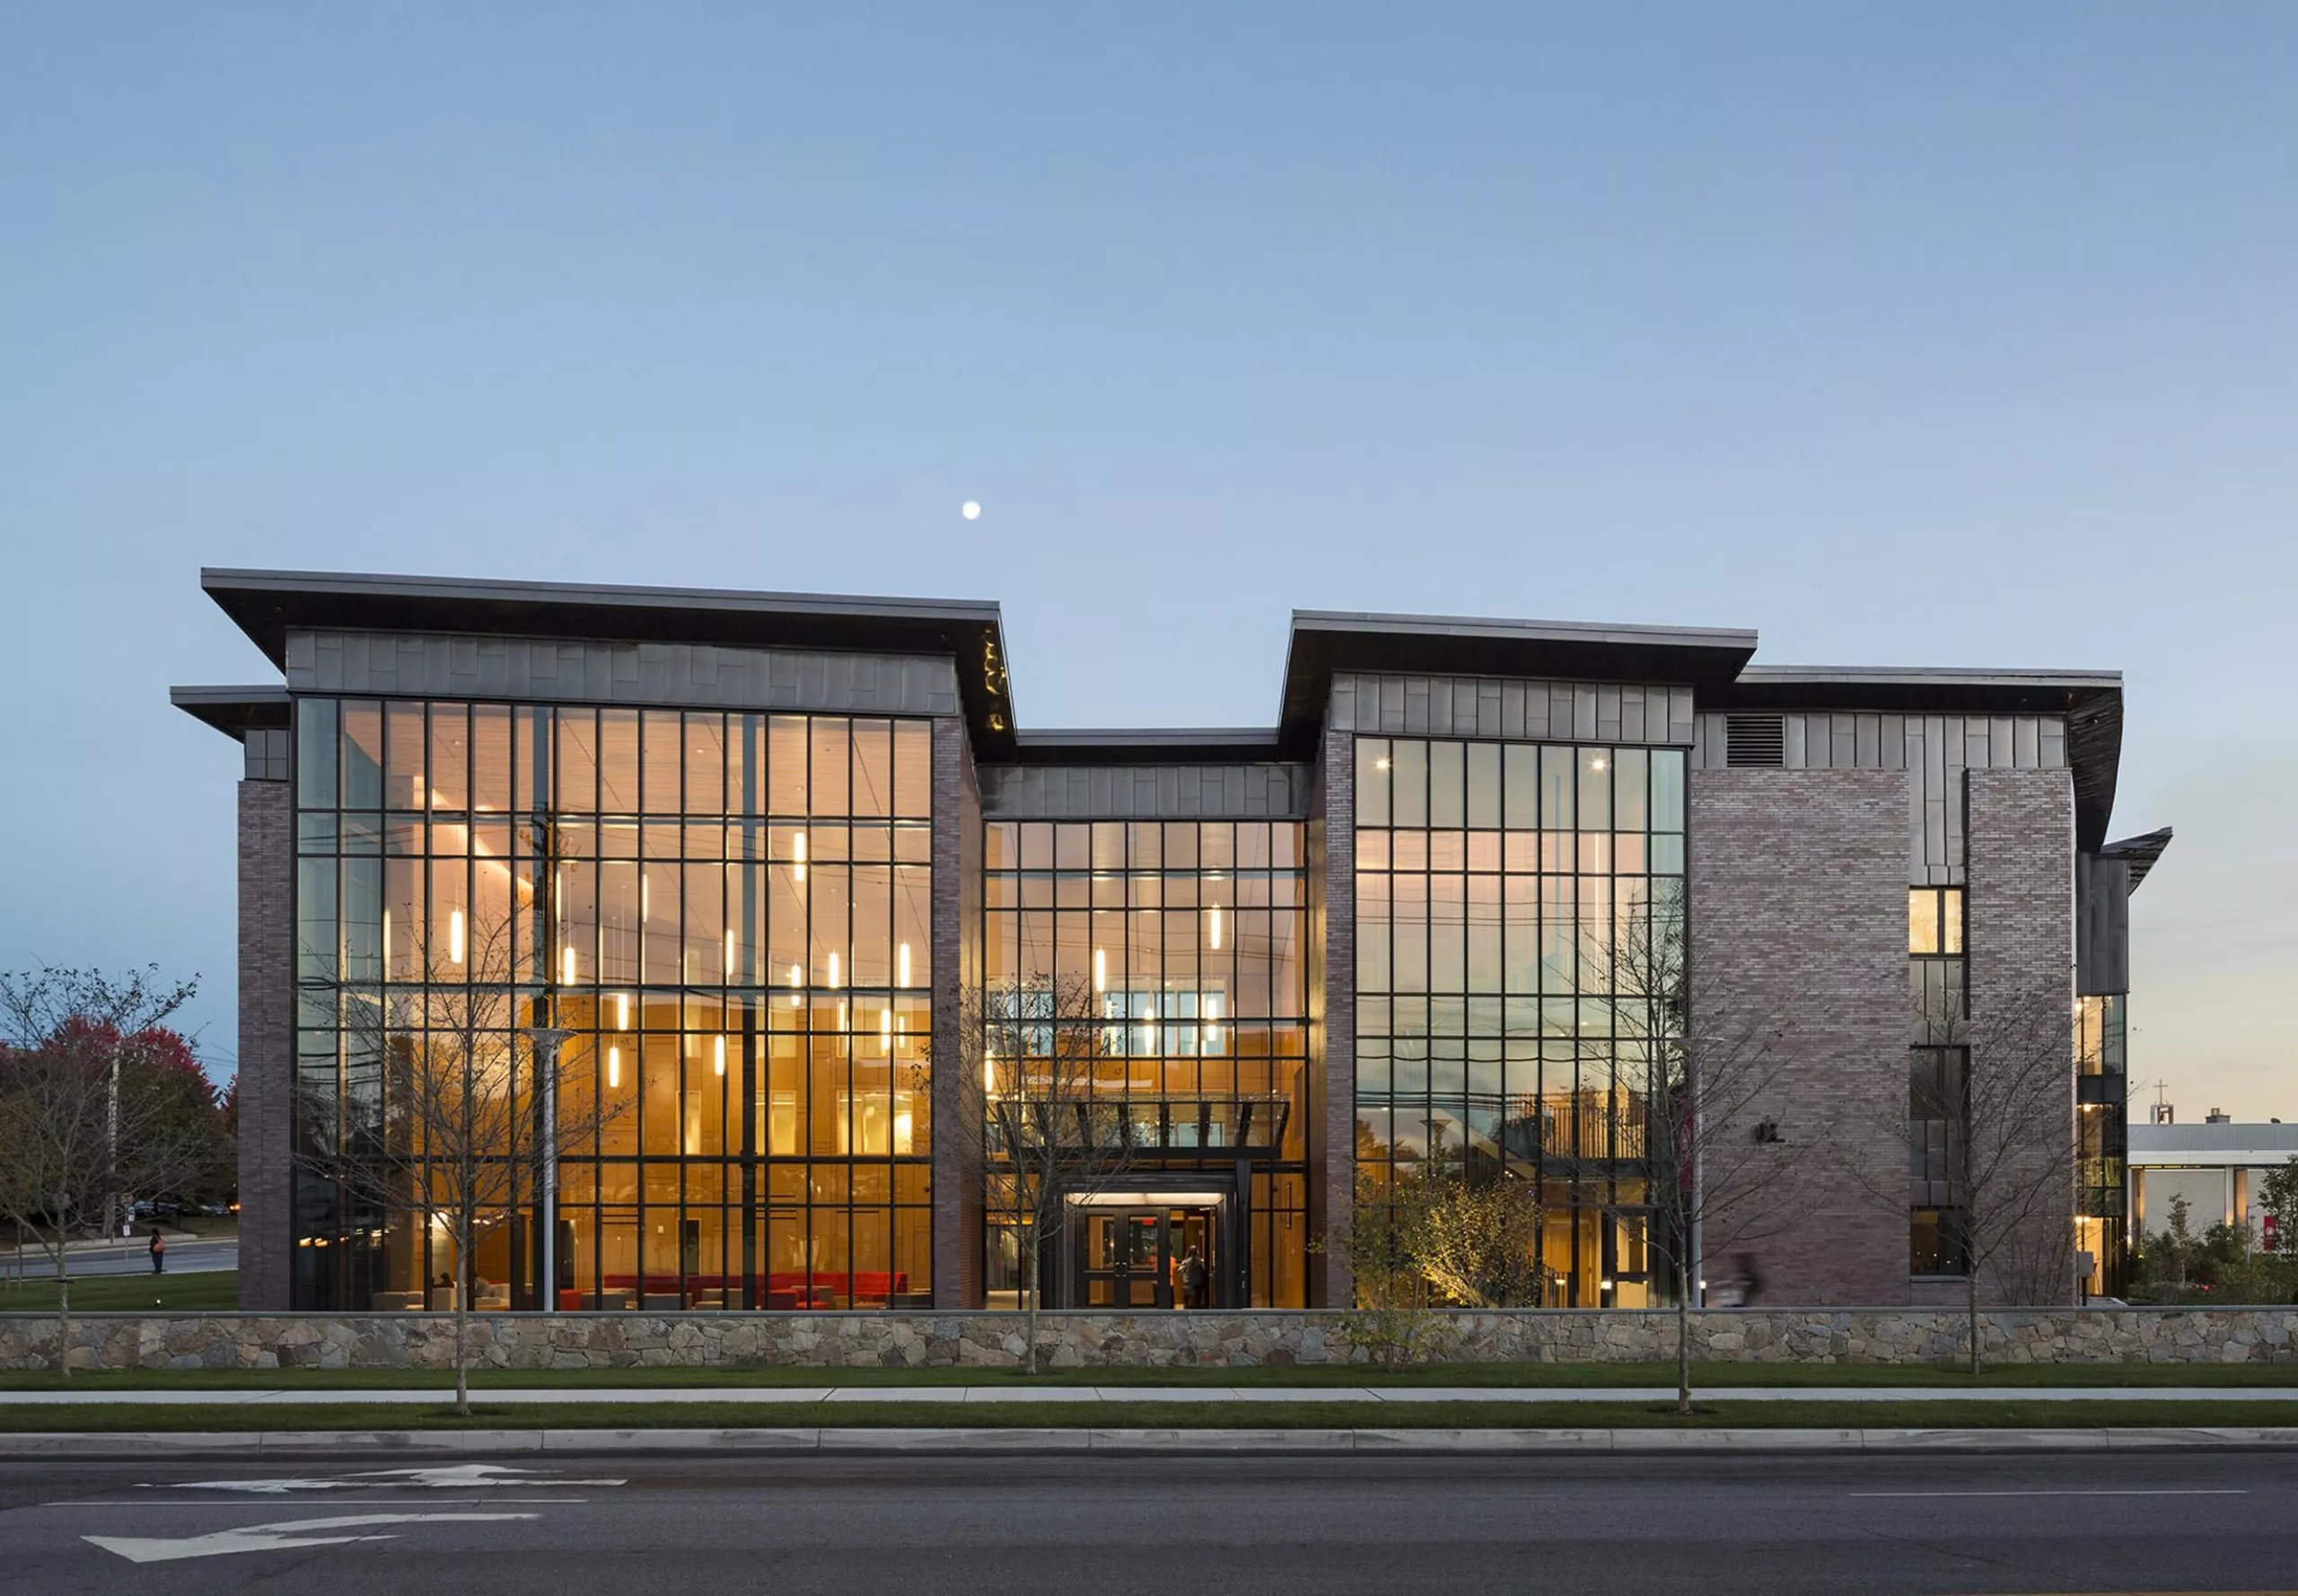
[2127,1118,2298,1250]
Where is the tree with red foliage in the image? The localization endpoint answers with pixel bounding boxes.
[0,965,227,1374]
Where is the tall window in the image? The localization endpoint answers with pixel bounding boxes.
[1908,886,1969,1276]
[1352,736,1688,1308]
[293,699,936,1311]
[979,820,1310,1307]
[2075,993,2127,1294]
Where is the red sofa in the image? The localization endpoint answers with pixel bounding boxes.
[559,1270,908,1311]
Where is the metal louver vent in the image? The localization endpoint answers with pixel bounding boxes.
[1724,713,1785,767]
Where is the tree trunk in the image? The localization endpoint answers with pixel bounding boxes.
[53,1237,73,1381]
[453,1220,472,1418]
[1966,1272,1982,1378]
[1022,1232,1041,1377]
[1676,1267,1693,1416]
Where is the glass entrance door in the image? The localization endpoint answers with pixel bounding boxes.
[1084,1210,1169,1308]
[1169,1207,1215,1309]
[1077,1205,1224,1309]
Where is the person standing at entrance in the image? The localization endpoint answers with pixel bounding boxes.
[149,1229,166,1275]
[1180,1247,1207,1310]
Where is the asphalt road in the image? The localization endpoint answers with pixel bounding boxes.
[0,1450,2293,1594]
[3,1240,237,1280]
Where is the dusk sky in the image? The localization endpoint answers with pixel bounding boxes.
[4,5,2292,1118]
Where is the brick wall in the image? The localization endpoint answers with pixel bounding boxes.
[1960,767,2078,1307]
[1307,724,1356,1308]
[929,715,984,1307]
[235,778,293,1312]
[1690,768,1910,1306]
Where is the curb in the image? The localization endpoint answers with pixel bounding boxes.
[5,1425,2298,1458]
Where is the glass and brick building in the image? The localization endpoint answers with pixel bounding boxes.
[174,569,2167,1311]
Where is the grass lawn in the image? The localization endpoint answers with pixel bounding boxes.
[4,1397,2298,1434]
[3,1357,2296,1392]
[0,1273,239,1315]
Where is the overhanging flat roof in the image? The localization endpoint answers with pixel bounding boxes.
[199,567,1019,756]
[177,574,2143,842]
[2128,1121,2298,1164]
[1008,727,1290,766]
[1714,664,2123,714]
[1714,665,2126,853]
[2102,826,2173,891]
[1279,610,1759,754]
[170,684,290,738]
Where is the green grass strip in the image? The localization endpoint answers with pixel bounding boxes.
[5,1398,2298,1434]
[0,1275,239,1314]
[4,1358,2297,1392]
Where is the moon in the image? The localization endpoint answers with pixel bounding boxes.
[960,501,981,521]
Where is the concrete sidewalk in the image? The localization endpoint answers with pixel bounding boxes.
[5,1382,2298,1406]
[5,1424,2298,1457]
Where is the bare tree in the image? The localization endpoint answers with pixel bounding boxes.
[1592,887,1812,1415]
[297,921,626,1415]
[1850,983,2080,1374]
[0,965,224,1376]
[934,972,1138,1374]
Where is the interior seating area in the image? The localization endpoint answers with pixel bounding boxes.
[554,1271,912,1311]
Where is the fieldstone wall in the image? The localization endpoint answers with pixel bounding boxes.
[4,1308,2295,1372]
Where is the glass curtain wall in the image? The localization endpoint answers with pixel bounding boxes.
[293,697,935,1310]
[2075,993,2127,1295]
[1353,735,1688,1308]
[979,820,1311,1307]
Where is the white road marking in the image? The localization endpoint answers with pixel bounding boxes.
[1851,1489,2250,1498]
[152,1463,626,1494]
[54,1498,588,1507]
[84,1512,536,1564]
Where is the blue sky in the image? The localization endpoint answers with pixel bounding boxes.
[4,4,2293,1115]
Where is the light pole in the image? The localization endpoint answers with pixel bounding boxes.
[527,1026,573,1312]
[106,1036,124,1256]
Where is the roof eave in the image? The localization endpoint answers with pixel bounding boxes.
[1278,610,1759,754]
[197,567,1020,757]
[171,684,291,739]
[1004,727,1291,766]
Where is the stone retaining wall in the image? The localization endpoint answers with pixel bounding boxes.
[4,1308,2297,1372]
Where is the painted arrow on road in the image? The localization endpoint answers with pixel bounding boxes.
[155,1463,627,1494]
[84,1512,536,1564]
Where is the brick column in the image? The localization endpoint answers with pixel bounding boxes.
[1308,724,1356,1307]
[928,715,983,1306]
[1967,767,2077,1306]
[1688,767,1909,1306]
[235,778,294,1311]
